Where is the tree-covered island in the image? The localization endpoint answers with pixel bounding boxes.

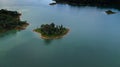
[105,10,116,14]
[0,9,29,33]
[34,23,69,39]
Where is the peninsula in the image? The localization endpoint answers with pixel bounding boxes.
[34,23,69,39]
[0,9,29,33]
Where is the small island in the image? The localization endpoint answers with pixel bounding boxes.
[34,23,69,39]
[105,10,116,14]
[0,9,29,33]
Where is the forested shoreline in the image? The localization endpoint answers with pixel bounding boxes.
[53,0,120,10]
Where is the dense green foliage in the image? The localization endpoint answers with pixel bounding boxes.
[0,9,28,32]
[34,23,69,38]
[54,0,120,10]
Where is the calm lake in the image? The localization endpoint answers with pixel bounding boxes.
[0,0,120,67]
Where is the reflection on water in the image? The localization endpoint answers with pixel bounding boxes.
[0,30,18,38]
[0,0,120,67]
[43,37,63,45]
[44,39,53,44]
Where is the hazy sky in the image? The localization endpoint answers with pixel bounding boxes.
[0,0,52,6]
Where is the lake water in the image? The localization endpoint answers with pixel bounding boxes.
[0,0,120,67]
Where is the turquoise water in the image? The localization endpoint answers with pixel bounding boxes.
[0,0,120,67]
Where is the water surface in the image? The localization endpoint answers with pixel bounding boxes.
[0,0,120,67]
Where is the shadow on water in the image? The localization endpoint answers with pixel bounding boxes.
[44,39,53,45]
[43,37,62,45]
[0,30,18,38]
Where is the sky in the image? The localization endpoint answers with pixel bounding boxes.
[0,0,52,6]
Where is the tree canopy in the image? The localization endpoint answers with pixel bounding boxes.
[34,23,69,39]
[0,9,29,32]
[54,0,120,10]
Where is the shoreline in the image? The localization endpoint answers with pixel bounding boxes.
[34,29,69,39]
[15,23,29,30]
[0,23,29,33]
[0,9,29,33]
[53,0,120,10]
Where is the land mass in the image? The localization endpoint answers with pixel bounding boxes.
[105,10,116,14]
[53,0,120,10]
[0,9,29,33]
[34,23,69,39]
